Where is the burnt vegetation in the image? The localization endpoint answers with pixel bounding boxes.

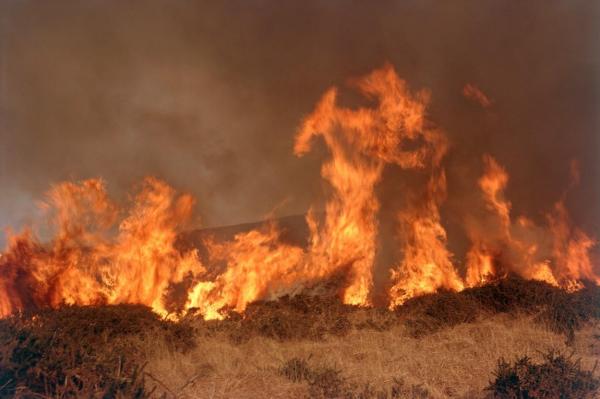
[0,276,598,398]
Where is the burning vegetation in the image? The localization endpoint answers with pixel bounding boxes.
[0,64,598,322]
[1,277,599,397]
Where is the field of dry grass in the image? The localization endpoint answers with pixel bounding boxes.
[146,316,599,398]
[1,277,599,398]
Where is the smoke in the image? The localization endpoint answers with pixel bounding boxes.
[1,0,599,266]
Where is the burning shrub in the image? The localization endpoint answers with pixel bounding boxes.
[0,304,195,398]
[487,351,600,398]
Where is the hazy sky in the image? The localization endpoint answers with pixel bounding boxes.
[1,1,599,253]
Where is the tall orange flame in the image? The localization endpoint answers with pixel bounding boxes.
[389,170,464,307]
[295,64,447,305]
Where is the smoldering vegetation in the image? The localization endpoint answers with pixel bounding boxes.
[1,276,598,398]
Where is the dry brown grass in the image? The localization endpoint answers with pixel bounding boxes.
[143,316,599,398]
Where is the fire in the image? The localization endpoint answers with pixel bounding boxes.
[465,155,598,289]
[389,170,464,307]
[386,89,464,306]
[465,155,513,286]
[1,64,598,320]
[295,64,448,305]
[186,223,305,318]
[187,63,449,315]
[548,201,598,287]
[0,177,205,317]
[465,248,495,286]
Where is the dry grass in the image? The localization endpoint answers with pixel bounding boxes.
[143,316,599,398]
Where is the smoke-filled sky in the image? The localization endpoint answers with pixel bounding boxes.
[1,1,599,253]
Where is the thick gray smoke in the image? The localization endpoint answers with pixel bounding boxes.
[1,0,599,266]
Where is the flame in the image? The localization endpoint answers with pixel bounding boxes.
[547,201,598,286]
[188,63,448,314]
[186,223,305,318]
[465,246,496,286]
[1,65,597,320]
[295,63,446,305]
[477,155,511,232]
[389,168,463,307]
[465,155,598,289]
[0,177,205,317]
[464,155,557,286]
[546,161,599,287]
[465,155,512,286]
